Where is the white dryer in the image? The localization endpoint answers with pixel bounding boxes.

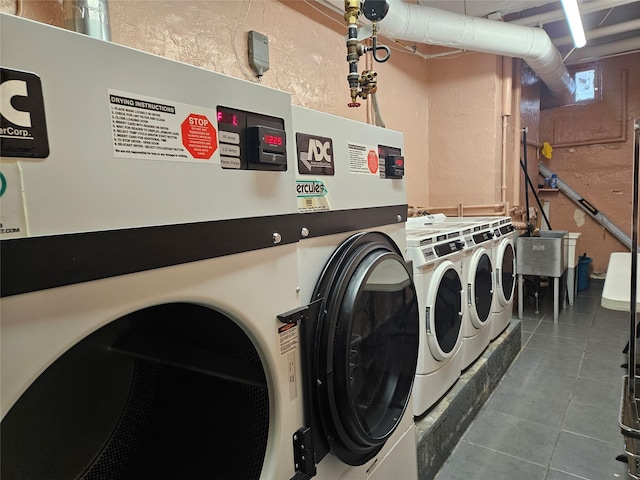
[1,15,303,479]
[406,226,465,417]
[289,107,419,480]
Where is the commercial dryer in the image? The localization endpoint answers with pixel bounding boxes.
[1,14,303,479]
[287,106,419,480]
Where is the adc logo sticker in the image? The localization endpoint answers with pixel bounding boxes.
[0,68,49,158]
[296,132,334,176]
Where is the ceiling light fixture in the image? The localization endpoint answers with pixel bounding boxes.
[560,0,587,48]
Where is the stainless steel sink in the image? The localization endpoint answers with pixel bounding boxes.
[516,230,569,277]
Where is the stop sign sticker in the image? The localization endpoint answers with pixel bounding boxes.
[181,114,217,159]
[367,150,379,174]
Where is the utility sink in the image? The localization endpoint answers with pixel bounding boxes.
[516,230,569,277]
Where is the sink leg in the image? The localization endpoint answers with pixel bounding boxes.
[567,267,575,306]
[518,274,524,319]
[553,276,559,323]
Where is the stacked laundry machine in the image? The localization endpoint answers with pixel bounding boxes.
[0,14,420,480]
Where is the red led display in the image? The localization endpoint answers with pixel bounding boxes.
[263,134,283,147]
[217,111,239,126]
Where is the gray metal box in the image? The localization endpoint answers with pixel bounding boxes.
[516,230,568,277]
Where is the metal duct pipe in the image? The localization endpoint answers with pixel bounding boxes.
[371,0,575,96]
[539,163,633,249]
[63,0,110,41]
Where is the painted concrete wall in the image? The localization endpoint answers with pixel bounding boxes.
[426,52,503,210]
[539,53,640,274]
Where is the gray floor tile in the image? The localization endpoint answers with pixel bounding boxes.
[570,377,622,410]
[550,431,628,479]
[584,336,626,364]
[525,332,587,357]
[535,321,591,341]
[562,400,622,444]
[485,382,572,428]
[521,317,543,333]
[545,469,588,480]
[463,410,560,465]
[593,310,631,332]
[433,441,547,480]
[587,326,629,346]
[500,362,577,394]
[513,346,582,377]
[522,330,533,345]
[578,356,626,386]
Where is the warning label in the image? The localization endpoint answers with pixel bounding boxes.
[108,90,219,164]
[348,142,380,175]
[181,114,217,159]
[279,322,298,356]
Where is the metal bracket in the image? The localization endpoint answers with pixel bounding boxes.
[290,427,316,480]
[277,299,322,325]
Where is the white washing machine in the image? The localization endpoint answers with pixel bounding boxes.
[406,226,465,417]
[288,106,419,480]
[487,218,517,340]
[415,216,516,342]
[1,14,304,479]
[409,216,494,371]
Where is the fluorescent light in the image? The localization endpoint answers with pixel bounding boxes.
[560,0,587,48]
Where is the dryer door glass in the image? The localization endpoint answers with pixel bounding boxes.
[472,253,493,325]
[434,268,463,354]
[309,231,419,466]
[499,243,515,305]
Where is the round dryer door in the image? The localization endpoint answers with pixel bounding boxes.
[496,240,516,307]
[468,249,494,328]
[425,260,463,361]
[310,231,419,466]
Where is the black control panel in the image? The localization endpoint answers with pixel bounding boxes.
[434,239,464,257]
[378,145,404,179]
[472,231,494,244]
[217,106,287,171]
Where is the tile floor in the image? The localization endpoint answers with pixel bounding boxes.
[434,279,633,480]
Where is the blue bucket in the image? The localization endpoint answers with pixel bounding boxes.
[577,255,592,291]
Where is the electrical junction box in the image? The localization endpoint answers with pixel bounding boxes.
[248,30,269,77]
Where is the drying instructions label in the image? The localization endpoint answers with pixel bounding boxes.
[348,142,380,175]
[108,89,219,163]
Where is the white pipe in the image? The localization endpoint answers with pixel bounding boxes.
[565,37,640,64]
[374,0,575,96]
[509,0,638,26]
[552,18,640,47]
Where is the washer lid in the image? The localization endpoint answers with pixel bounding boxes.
[303,231,419,467]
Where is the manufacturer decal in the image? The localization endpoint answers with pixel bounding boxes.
[296,132,334,176]
[0,68,49,158]
[296,180,330,213]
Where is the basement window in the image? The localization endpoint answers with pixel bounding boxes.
[540,62,601,109]
[573,64,599,103]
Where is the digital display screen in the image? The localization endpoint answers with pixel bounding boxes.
[217,111,239,127]
[263,134,283,147]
